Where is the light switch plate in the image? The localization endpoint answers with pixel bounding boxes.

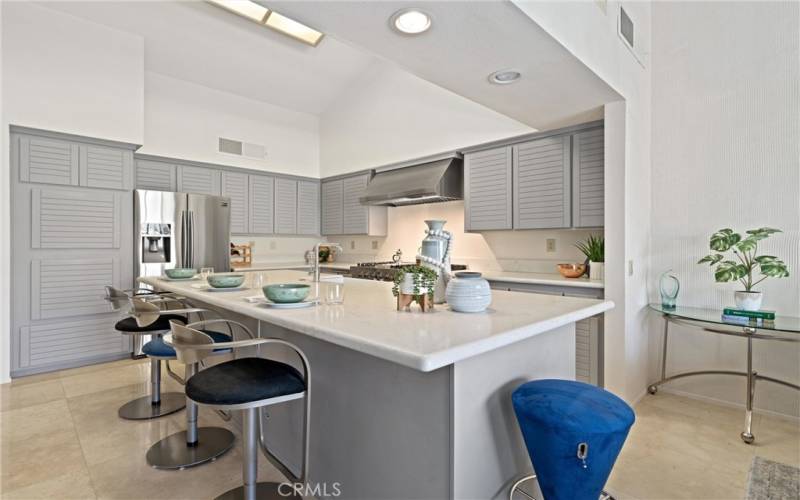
[628,260,634,276]
[372,240,379,250]
[350,240,355,250]
[546,239,556,252]
[269,240,276,250]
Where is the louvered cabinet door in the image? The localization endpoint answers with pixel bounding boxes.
[297,181,320,235]
[135,159,176,191]
[18,135,80,186]
[222,171,249,234]
[464,146,512,231]
[80,145,132,190]
[513,136,571,229]
[572,128,605,228]
[177,165,221,195]
[31,188,121,249]
[342,174,369,234]
[321,180,343,235]
[249,175,275,234]
[275,178,298,234]
[31,257,121,321]
[574,316,599,385]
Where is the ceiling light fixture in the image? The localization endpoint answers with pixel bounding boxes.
[206,0,324,47]
[390,8,432,35]
[488,70,522,85]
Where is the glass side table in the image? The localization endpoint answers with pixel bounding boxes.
[647,304,800,444]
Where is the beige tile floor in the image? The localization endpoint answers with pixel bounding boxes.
[0,359,798,499]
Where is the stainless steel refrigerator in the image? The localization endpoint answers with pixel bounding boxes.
[133,190,231,356]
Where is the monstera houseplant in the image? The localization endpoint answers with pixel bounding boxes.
[575,235,605,281]
[698,227,789,311]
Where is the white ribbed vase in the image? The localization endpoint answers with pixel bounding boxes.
[445,272,492,313]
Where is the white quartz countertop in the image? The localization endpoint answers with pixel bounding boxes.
[141,271,613,372]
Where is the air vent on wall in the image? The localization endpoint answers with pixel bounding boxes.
[618,6,645,68]
[218,137,267,160]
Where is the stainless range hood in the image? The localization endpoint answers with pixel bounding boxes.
[359,154,463,207]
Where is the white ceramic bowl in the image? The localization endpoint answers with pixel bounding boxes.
[446,272,492,313]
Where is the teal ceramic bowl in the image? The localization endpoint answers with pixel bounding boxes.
[207,274,245,288]
[263,284,310,304]
[165,268,196,279]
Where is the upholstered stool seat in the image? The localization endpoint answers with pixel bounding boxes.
[142,330,231,358]
[115,314,187,333]
[187,357,305,406]
[511,379,635,500]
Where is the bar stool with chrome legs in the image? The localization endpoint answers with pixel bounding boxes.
[167,321,310,500]
[113,295,206,420]
[145,317,257,470]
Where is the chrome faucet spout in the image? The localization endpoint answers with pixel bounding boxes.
[311,242,343,282]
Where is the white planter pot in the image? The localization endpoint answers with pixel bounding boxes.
[734,291,763,311]
[399,273,429,296]
[589,261,605,282]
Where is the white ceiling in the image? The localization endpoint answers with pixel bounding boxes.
[38,1,377,115]
[266,0,621,129]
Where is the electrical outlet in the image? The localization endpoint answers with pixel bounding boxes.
[546,239,556,252]
[350,240,355,250]
[269,240,276,250]
[628,260,634,276]
[371,240,378,250]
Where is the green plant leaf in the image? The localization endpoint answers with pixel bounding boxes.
[760,258,790,278]
[745,227,782,240]
[735,236,758,253]
[698,254,724,265]
[714,261,748,282]
[754,255,778,264]
[709,229,741,252]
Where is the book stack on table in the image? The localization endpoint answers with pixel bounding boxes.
[722,308,776,327]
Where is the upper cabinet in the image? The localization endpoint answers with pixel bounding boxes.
[221,171,250,234]
[177,165,221,195]
[571,128,605,228]
[464,146,513,231]
[274,178,298,234]
[249,175,275,234]
[297,181,320,235]
[80,145,133,191]
[321,173,387,236]
[464,123,604,231]
[135,159,176,191]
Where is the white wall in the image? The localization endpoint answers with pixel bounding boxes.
[319,61,534,177]
[649,2,799,417]
[512,0,652,404]
[141,72,320,177]
[0,2,146,383]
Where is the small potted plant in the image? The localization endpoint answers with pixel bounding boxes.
[392,265,438,311]
[575,235,604,281]
[698,227,789,311]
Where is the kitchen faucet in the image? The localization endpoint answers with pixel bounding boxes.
[311,242,343,282]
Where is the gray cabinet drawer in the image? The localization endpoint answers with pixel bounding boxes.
[464,146,513,231]
[249,175,275,234]
[513,136,571,229]
[222,171,250,234]
[572,128,604,228]
[275,178,298,234]
[321,180,343,235]
[177,165,221,195]
[18,135,80,186]
[297,181,320,235]
[135,159,176,191]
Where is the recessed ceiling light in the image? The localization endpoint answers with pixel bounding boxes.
[390,8,432,35]
[206,0,324,47]
[488,70,522,85]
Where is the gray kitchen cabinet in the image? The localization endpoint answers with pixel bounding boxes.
[297,180,320,235]
[513,136,571,229]
[18,135,80,186]
[135,159,176,191]
[321,179,344,235]
[80,144,133,191]
[274,178,298,234]
[342,174,369,234]
[572,128,605,228]
[249,175,275,234]
[177,165,221,195]
[464,146,513,231]
[221,171,249,234]
[31,187,122,249]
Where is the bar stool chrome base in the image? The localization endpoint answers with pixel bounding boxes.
[215,482,303,500]
[509,474,615,500]
[147,427,235,469]
[118,392,185,420]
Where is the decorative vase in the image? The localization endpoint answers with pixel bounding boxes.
[734,291,763,311]
[659,270,680,309]
[589,261,605,281]
[445,272,492,313]
[418,219,452,304]
[398,273,429,296]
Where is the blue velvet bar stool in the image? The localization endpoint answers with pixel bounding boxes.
[145,318,253,470]
[510,379,635,500]
[167,322,310,500]
[113,296,207,420]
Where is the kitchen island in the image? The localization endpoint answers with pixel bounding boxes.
[141,271,613,500]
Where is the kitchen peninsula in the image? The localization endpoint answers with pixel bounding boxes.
[141,270,613,499]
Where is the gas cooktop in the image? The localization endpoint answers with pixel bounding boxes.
[349,261,467,281]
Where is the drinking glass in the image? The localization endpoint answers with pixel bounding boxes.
[250,272,264,290]
[200,267,214,281]
[325,282,344,305]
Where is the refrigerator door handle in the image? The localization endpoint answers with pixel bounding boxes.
[188,210,195,268]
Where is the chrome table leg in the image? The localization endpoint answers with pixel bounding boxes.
[741,333,755,444]
[648,316,670,394]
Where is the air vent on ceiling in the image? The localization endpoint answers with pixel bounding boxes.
[218,137,267,160]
